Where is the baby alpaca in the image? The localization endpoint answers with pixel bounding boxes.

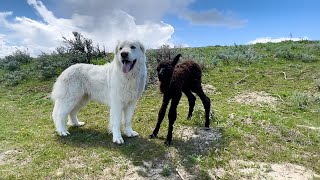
[149,54,211,145]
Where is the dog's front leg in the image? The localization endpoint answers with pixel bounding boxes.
[123,102,139,137]
[110,102,124,144]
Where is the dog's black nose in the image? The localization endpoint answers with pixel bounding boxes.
[121,52,128,58]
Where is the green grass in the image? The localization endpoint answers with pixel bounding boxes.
[1,41,320,179]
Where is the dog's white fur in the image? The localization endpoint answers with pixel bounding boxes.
[51,40,147,144]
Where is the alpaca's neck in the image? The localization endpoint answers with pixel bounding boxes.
[159,79,171,94]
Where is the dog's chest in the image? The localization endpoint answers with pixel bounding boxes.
[118,71,145,103]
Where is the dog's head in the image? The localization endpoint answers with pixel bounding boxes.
[156,54,181,82]
[115,40,146,73]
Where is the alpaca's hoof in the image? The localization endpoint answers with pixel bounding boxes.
[203,127,211,131]
[164,140,172,146]
[187,115,192,120]
[149,134,157,139]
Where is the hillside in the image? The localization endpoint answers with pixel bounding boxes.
[0,40,320,179]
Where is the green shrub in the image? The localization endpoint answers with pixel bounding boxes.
[215,45,263,64]
[1,50,32,71]
[291,91,310,109]
[10,50,32,64]
[300,54,318,62]
[160,165,172,177]
[4,60,20,71]
[2,70,27,86]
[145,50,159,86]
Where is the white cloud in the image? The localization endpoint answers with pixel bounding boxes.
[0,34,27,58]
[0,0,175,57]
[0,0,246,57]
[248,37,309,44]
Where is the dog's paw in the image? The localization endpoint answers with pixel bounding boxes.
[77,122,85,126]
[57,130,70,136]
[67,121,85,127]
[113,136,124,144]
[126,130,139,137]
[187,114,192,120]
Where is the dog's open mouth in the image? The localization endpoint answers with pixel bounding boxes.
[121,59,137,73]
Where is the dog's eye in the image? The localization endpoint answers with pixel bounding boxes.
[131,46,136,49]
[119,47,123,50]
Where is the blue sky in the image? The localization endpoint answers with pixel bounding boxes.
[0,0,319,56]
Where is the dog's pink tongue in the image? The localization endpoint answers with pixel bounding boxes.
[122,61,133,73]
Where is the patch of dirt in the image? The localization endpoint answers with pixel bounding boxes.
[0,149,20,165]
[53,152,95,178]
[229,91,279,107]
[175,126,223,154]
[61,156,86,169]
[119,126,223,179]
[225,160,320,180]
[0,149,31,166]
[124,159,180,180]
[202,84,218,94]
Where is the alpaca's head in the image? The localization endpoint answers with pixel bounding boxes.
[156,54,181,81]
[156,54,181,93]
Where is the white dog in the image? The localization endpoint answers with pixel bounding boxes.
[51,40,147,144]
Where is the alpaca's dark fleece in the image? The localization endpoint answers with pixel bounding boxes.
[150,54,211,145]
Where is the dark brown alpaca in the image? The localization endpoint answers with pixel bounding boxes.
[149,54,211,145]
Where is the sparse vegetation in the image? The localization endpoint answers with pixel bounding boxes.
[0,40,320,179]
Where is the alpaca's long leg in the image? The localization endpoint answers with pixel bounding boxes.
[194,84,211,128]
[150,95,170,138]
[166,92,182,145]
[184,90,196,120]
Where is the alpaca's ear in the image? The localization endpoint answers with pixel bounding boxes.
[172,54,182,66]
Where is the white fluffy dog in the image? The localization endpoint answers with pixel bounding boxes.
[51,40,147,144]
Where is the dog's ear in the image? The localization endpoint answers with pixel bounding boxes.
[115,41,121,54]
[138,41,145,53]
[172,54,181,66]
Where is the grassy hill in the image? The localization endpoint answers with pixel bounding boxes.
[0,41,320,179]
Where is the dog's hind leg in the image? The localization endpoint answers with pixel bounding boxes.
[68,96,89,127]
[123,102,139,137]
[52,99,74,136]
[184,90,196,120]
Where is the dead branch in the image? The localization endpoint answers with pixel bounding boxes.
[282,72,287,79]
[234,74,249,85]
[282,71,294,80]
